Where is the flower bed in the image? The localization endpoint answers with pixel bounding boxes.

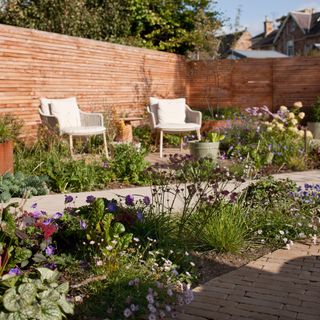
[1,156,319,319]
[219,102,318,177]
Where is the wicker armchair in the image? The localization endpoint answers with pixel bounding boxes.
[39,97,109,158]
[147,97,201,158]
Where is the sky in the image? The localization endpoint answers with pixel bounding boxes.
[216,0,320,36]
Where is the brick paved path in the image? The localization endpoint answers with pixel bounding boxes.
[177,242,320,320]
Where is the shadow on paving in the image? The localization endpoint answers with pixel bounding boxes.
[177,244,320,320]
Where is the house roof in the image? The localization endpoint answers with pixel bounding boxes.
[229,50,287,59]
[217,30,249,57]
[254,10,320,48]
[291,12,312,32]
[274,10,320,43]
[252,30,277,48]
[309,12,320,35]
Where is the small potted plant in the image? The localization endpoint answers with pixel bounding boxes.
[308,97,320,139]
[0,115,22,174]
[189,132,225,161]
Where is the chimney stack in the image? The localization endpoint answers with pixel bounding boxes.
[264,16,273,37]
[301,8,314,14]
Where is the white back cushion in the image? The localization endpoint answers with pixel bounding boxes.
[39,97,52,115]
[149,97,160,124]
[50,97,81,128]
[157,98,186,124]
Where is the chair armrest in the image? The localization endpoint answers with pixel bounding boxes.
[39,109,60,134]
[186,105,202,125]
[80,111,104,127]
[147,107,157,130]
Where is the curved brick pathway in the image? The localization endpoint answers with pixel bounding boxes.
[177,242,320,320]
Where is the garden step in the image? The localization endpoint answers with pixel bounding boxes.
[177,242,320,320]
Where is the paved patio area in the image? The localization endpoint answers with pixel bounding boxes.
[177,242,320,320]
[145,147,190,165]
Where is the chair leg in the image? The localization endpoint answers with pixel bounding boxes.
[159,130,163,158]
[180,134,183,152]
[103,132,109,159]
[196,129,201,140]
[155,131,159,148]
[69,135,74,157]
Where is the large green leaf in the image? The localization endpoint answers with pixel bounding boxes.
[57,295,74,315]
[20,305,39,318]
[34,279,47,291]
[32,253,47,263]
[38,289,60,302]
[0,312,8,320]
[7,312,28,320]
[18,283,37,306]
[36,268,59,283]
[3,288,20,312]
[1,274,19,288]
[37,299,62,320]
[56,282,69,294]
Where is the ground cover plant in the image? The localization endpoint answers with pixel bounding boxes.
[0,172,49,202]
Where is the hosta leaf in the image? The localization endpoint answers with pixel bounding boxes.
[56,282,69,294]
[18,283,37,306]
[38,299,62,320]
[36,268,59,283]
[57,295,74,315]
[3,288,20,312]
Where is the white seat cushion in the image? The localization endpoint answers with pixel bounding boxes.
[61,126,106,136]
[50,97,81,128]
[155,123,200,131]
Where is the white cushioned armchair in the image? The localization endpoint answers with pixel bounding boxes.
[39,97,109,158]
[147,97,201,157]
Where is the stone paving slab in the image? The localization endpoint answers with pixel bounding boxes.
[177,242,320,320]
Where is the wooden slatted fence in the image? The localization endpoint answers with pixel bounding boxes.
[0,24,187,140]
[1,23,320,141]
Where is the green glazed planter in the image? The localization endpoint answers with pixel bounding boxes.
[307,122,320,139]
[189,141,220,160]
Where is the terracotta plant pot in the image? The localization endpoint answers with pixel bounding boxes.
[189,141,220,161]
[201,120,242,134]
[0,140,14,174]
[116,124,133,142]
